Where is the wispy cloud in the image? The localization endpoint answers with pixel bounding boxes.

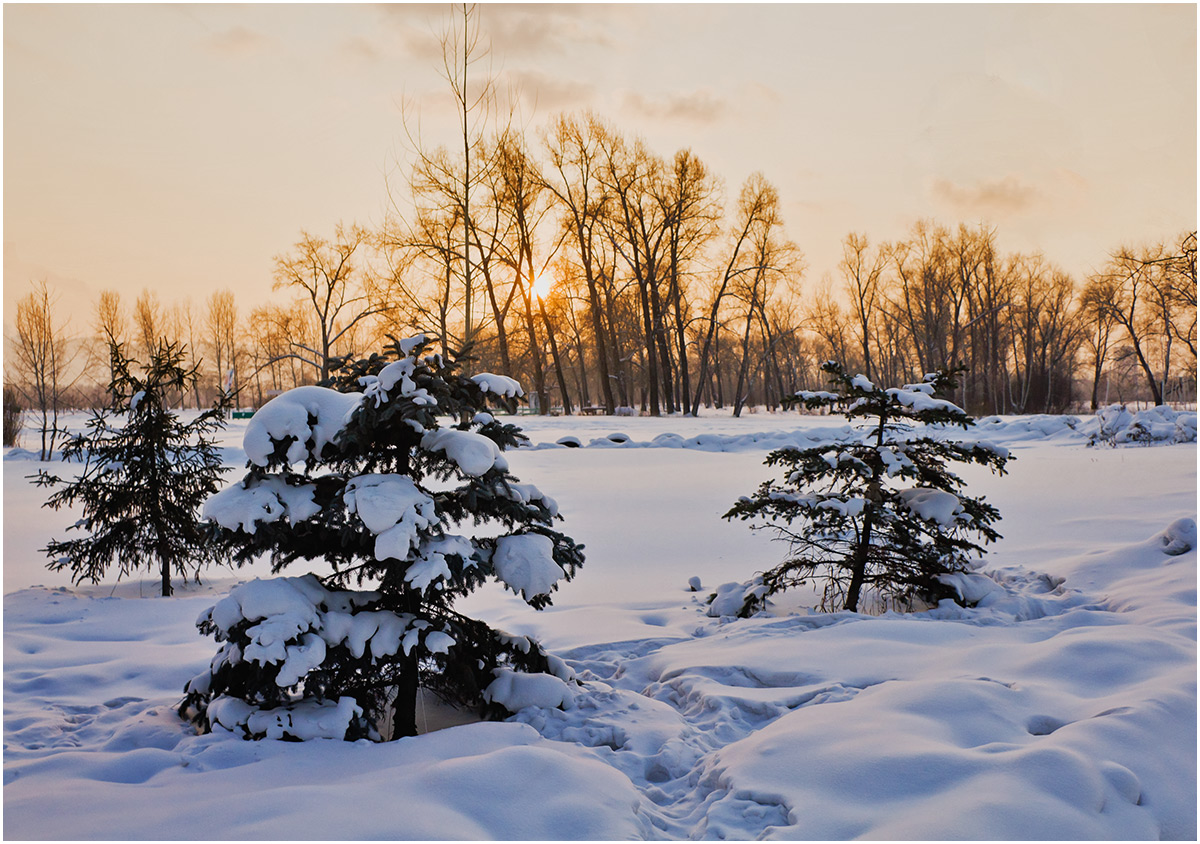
[932,175,1038,216]
[743,82,782,107]
[204,26,270,57]
[486,5,617,54]
[338,35,380,65]
[378,4,620,64]
[623,90,726,123]
[502,69,594,111]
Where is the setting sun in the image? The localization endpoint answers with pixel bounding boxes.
[532,272,553,300]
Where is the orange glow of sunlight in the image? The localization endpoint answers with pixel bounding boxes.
[532,272,554,300]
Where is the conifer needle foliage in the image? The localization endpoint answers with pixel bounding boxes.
[33,341,229,597]
[183,336,584,741]
[726,361,1012,614]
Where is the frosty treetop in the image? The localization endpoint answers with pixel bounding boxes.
[183,336,584,740]
[726,361,1012,614]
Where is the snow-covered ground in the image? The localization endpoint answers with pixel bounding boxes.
[4,408,1196,839]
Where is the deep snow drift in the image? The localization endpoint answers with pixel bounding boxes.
[3,409,1196,839]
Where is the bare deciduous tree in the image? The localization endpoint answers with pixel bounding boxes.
[134,289,164,361]
[838,233,887,382]
[272,223,383,382]
[690,173,779,417]
[206,289,239,400]
[9,281,84,459]
[544,112,618,412]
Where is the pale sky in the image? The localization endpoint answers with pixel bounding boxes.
[4,3,1196,334]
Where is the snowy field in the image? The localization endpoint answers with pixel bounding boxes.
[4,408,1196,839]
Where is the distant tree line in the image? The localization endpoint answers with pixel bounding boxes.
[5,164,1194,449]
[809,225,1196,416]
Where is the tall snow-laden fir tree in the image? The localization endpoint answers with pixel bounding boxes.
[33,341,229,597]
[183,335,585,741]
[725,361,1012,614]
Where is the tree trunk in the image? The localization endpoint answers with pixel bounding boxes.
[732,301,757,417]
[714,330,725,409]
[393,653,419,739]
[520,282,548,414]
[673,293,692,415]
[480,260,512,373]
[539,297,573,414]
[844,514,871,613]
[636,277,661,415]
[1129,334,1165,405]
[846,415,888,611]
[602,285,630,407]
[650,279,675,413]
[584,261,616,413]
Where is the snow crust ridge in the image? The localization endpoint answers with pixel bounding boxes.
[521,405,1197,452]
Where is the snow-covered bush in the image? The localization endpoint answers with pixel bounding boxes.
[725,362,1012,614]
[183,336,584,740]
[1088,403,1198,447]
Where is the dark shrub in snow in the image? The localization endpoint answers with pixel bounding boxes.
[32,341,228,596]
[3,385,24,448]
[726,362,1012,614]
[183,336,584,740]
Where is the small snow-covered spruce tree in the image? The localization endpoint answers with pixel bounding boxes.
[32,341,229,597]
[725,361,1012,615]
[183,335,584,741]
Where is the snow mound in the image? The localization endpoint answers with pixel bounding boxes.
[243,386,362,466]
[975,413,1081,441]
[421,428,508,476]
[203,476,320,534]
[484,668,576,712]
[936,571,1003,605]
[706,578,767,617]
[492,533,565,600]
[208,695,362,741]
[897,487,965,526]
[706,674,1176,839]
[472,372,524,399]
[343,473,439,561]
[521,406,1195,453]
[1156,517,1196,556]
[195,576,448,690]
[1087,404,1197,445]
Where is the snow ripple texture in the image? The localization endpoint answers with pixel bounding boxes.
[2,427,1194,839]
[508,522,1195,840]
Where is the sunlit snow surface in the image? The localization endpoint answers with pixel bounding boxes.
[3,409,1195,839]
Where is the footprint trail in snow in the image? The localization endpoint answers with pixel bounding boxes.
[508,530,1195,840]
